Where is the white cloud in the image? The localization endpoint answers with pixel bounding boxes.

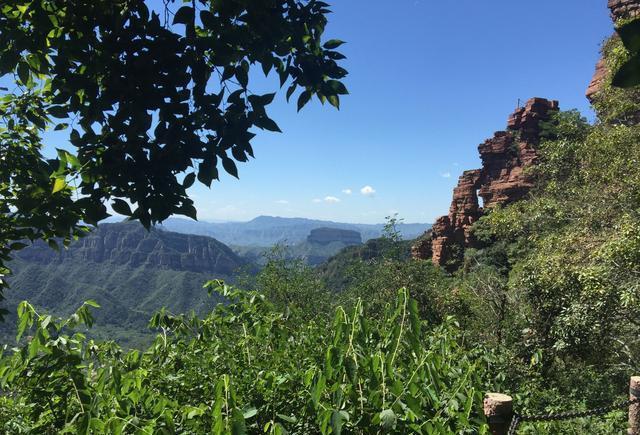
[440,172,451,178]
[312,198,322,203]
[275,199,289,204]
[360,185,376,196]
[324,196,340,203]
[342,189,352,195]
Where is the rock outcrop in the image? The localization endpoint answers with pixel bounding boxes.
[16,222,245,275]
[307,227,362,246]
[586,58,608,103]
[586,0,640,102]
[413,97,559,269]
[608,0,640,21]
[411,230,433,260]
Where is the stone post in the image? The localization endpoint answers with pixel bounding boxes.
[484,393,513,435]
[630,376,640,435]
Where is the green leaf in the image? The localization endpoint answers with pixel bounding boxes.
[231,408,247,435]
[111,199,133,216]
[612,54,640,88]
[66,152,81,169]
[180,203,198,220]
[617,19,640,53]
[323,39,346,50]
[254,116,281,132]
[16,302,33,342]
[26,53,45,73]
[276,413,297,424]
[173,6,194,25]
[328,95,340,109]
[262,59,273,77]
[183,172,196,189]
[222,157,239,178]
[242,406,257,419]
[327,80,348,95]
[236,61,249,88]
[297,90,311,112]
[48,105,69,119]
[286,84,297,102]
[52,178,67,193]
[249,93,276,107]
[330,410,348,435]
[379,409,396,430]
[84,300,100,308]
[17,61,30,85]
[198,158,218,187]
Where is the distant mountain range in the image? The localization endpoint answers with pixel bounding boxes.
[159,215,431,247]
[2,222,249,347]
[2,218,432,346]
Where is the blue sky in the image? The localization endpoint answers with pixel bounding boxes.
[184,0,612,224]
[39,1,614,224]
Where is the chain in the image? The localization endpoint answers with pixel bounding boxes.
[507,397,640,435]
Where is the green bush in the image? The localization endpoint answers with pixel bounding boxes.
[0,285,495,434]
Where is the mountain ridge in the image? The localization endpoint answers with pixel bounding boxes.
[2,222,249,347]
[159,215,431,247]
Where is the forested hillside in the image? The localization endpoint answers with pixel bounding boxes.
[2,223,248,347]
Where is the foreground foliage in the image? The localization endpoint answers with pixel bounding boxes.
[0,285,493,434]
[0,0,348,305]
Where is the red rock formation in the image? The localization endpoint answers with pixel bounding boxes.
[586,58,608,103]
[587,0,640,102]
[411,230,432,260]
[414,98,559,269]
[608,0,640,21]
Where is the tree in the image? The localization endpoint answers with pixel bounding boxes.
[0,0,348,304]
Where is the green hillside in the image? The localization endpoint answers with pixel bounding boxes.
[2,223,248,347]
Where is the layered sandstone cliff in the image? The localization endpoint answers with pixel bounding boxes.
[412,98,559,269]
[16,222,245,275]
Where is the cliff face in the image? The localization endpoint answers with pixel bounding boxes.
[608,0,640,20]
[307,227,362,246]
[16,222,245,276]
[587,0,640,102]
[413,98,558,269]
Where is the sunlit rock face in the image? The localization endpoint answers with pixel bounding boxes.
[608,0,640,21]
[413,98,559,270]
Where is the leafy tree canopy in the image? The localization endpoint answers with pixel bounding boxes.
[0,0,348,301]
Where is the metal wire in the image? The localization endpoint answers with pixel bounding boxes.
[507,397,640,435]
